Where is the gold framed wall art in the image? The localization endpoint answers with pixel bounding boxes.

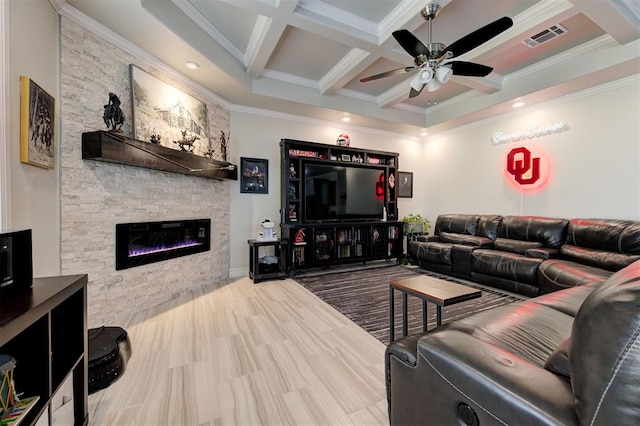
[20,76,55,169]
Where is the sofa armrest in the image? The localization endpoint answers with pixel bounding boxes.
[451,244,474,276]
[526,247,560,260]
[390,330,577,425]
[417,235,439,242]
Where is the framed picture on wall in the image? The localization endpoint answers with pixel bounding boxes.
[240,157,268,194]
[20,76,55,169]
[130,64,213,158]
[398,171,413,198]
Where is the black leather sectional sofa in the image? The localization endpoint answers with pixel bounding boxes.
[386,258,640,425]
[408,214,640,296]
[389,215,640,424]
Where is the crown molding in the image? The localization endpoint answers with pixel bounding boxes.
[261,69,319,89]
[298,0,378,35]
[171,0,246,66]
[506,34,616,83]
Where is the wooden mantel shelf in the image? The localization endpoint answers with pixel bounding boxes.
[81,131,238,181]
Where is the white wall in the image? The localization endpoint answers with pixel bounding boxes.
[228,111,425,275]
[8,0,60,276]
[421,77,640,226]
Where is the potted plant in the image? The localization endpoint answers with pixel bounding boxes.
[401,213,431,235]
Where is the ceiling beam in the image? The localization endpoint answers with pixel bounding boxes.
[252,75,426,128]
[571,0,640,44]
[245,1,300,78]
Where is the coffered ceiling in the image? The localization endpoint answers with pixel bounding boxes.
[56,0,640,137]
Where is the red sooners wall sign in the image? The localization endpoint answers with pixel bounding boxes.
[506,147,540,185]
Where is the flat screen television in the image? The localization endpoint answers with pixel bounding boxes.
[304,162,385,222]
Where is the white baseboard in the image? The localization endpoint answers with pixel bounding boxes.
[230,267,248,278]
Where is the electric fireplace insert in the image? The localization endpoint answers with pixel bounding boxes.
[115,219,211,270]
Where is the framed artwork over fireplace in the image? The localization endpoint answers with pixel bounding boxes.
[130,64,212,158]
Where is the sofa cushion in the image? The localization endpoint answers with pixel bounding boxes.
[439,232,493,247]
[448,301,573,367]
[476,215,502,240]
[494,237,542,255]
[566,219,640,255]
[570,259,640,425]
[538,259,612,294]
[499,216,568,248]
[560,244,640,272]
[533,280,601,317]
[471,249,543,285]
[433,214,480,236]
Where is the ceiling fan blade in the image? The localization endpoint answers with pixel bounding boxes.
[449,61,493,77]
[393,29,429,59]
[359,66,417,83]
[409,85,425,98]
[443,17,513,58]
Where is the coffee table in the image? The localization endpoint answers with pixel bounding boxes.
[389,275,481,341]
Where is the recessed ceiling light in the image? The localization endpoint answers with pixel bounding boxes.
[342,116,351,122]
[420,131,428,137]
[513,101,525,108]
[185,61,200,70]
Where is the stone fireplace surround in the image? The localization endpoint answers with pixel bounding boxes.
[59,18,231,327]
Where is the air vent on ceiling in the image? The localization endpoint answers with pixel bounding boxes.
[522,24,568,48]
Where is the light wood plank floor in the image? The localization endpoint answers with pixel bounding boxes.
[88,276,389,425]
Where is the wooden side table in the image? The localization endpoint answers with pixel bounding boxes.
[389,275,481,341]
[248,239,289,283]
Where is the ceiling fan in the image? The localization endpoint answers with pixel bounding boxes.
[360,3,513,98]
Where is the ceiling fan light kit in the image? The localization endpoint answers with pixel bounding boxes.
[435,66,452,84]
[360,2,513,100]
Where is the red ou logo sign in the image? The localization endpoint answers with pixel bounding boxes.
[507,147,540,185]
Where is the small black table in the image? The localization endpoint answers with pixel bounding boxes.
[248,239,289,283]
[389,275,481,341]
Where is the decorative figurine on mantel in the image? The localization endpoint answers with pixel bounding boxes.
[202,129,228,160]
[173,129,199,152]
[103,92,125,132]
[219,130,228,161]
[149,132,161,144]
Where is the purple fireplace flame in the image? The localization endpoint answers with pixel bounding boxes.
[129,240,203,257]
[116,219,210,270]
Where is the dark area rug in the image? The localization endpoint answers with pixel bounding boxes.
[293,265,526,345]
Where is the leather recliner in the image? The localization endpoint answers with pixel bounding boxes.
[469,216,568,296]
[538,218,640,293]
[408,214,501,275]
[386,259,640,425]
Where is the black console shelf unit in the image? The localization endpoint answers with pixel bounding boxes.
[280,138,403,271]
[0,274,88,425]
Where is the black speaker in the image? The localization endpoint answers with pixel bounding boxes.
[0,229,33,298]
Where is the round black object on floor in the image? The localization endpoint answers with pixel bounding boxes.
[88,326,132,395]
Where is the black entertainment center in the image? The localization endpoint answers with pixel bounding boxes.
[280,138,403,271]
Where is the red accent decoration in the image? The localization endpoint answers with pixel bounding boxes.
[507,147,540,185]
[376,172,385,200]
